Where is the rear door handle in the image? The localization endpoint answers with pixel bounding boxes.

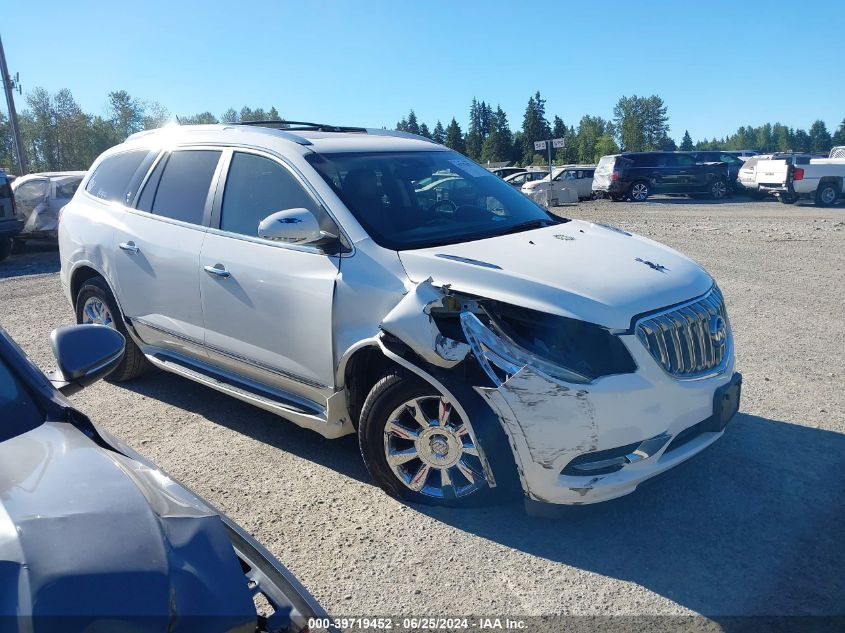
[203,264,230,278]
[118,241,139,254]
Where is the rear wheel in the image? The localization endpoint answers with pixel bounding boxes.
[358,370,499,506]
[815,183,839,207]
[628,181,650,202]
[779,192,798,205]
[75,276,150,381]
[710,178,728,200]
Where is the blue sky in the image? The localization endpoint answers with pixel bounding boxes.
[3,0,843,142]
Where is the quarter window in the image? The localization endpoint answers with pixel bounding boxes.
[150,150,221,225]
[220,152,324,237]
[85,150,151,203]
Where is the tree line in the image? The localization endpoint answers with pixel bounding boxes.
[398,92,844,165]
[1,86,844,173]
[0,88,284,173]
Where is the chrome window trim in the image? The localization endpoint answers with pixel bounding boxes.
[210,144,354,257]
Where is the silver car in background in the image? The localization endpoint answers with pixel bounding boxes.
[12,171,85,243]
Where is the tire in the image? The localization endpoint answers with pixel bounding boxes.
[779,192,797,205]
[75,276,151,381]
[710,178,728,200]
[358,370,506,507]
[628,181,650,202]
[0,238,11,262]
[815,183,839,207]
[12,238,26,254]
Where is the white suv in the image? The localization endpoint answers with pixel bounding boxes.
[59,122,741,509]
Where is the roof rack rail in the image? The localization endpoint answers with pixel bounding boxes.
[237,120,368,133]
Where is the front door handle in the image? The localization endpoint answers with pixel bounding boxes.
[118,241,139,254]
[203,264,230,278]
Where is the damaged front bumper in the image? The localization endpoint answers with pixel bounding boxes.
[380,280,740,506]
[464,316,740,505]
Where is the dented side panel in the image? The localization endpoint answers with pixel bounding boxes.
[379,278,470,368]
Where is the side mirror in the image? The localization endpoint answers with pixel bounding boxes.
[258,208,327,246]
[48,325,125,396]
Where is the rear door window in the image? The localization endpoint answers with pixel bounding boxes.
[85,150,151,203]
[149,150,222,225]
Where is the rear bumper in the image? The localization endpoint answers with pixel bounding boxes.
[476,333,739,505]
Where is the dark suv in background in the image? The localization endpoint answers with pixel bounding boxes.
[691,151,745,189]
[0,170,23,262]
[593,152,730,202]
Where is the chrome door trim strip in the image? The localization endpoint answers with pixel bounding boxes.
[134,318,329,391]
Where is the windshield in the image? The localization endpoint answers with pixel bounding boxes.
[306,150,560,250]
[0,354,44,442]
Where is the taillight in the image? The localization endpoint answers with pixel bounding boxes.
[793,167,804,181]
[610,172,619,182]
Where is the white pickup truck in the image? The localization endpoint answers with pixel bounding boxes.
[756,148,844,206]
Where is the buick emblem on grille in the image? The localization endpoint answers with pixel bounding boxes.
[709,315,727,351]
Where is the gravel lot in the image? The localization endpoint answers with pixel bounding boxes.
[2,196,844,625]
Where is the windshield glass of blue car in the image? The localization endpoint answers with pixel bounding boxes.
[306,151,561,250]
[0,357,44,442]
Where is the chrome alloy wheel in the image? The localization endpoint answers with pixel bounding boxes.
[81,296,115,327]
[631,183,649,201]
[383,396,485,499]
[712,180,727,199]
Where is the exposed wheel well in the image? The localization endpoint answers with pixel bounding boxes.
[70,266,104,304]
[817,177,842,190]
[343,345,399,428]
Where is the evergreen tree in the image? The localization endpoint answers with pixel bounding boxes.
[832,119,845,147]
[521,91,551,165]
[432,120,445,144]
[680,130,694,151]
[465,98,483,160]
[406,109,420,135]
[808,120,832,154]
[480,106,513,164]
[793,129,810,153]
[221,108,239,123]
[181,111,218,125]
[418,122,432,139]
[445,118,465,154]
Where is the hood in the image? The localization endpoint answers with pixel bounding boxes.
[397,220,712,330]
[0,422,254,631]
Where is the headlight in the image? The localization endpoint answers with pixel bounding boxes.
[460,302,636,386]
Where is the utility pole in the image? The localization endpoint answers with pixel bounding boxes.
[0,33,28,175]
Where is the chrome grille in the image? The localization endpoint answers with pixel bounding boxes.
[636,286,730,378]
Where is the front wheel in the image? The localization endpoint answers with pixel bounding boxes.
[710,178,728,200]
[628,181,650,202]
[815,183,839,207]
[358,371,495,506]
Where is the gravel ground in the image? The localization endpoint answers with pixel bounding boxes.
[1,197,844,624]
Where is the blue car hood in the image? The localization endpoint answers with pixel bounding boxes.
[0,421,255,632]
